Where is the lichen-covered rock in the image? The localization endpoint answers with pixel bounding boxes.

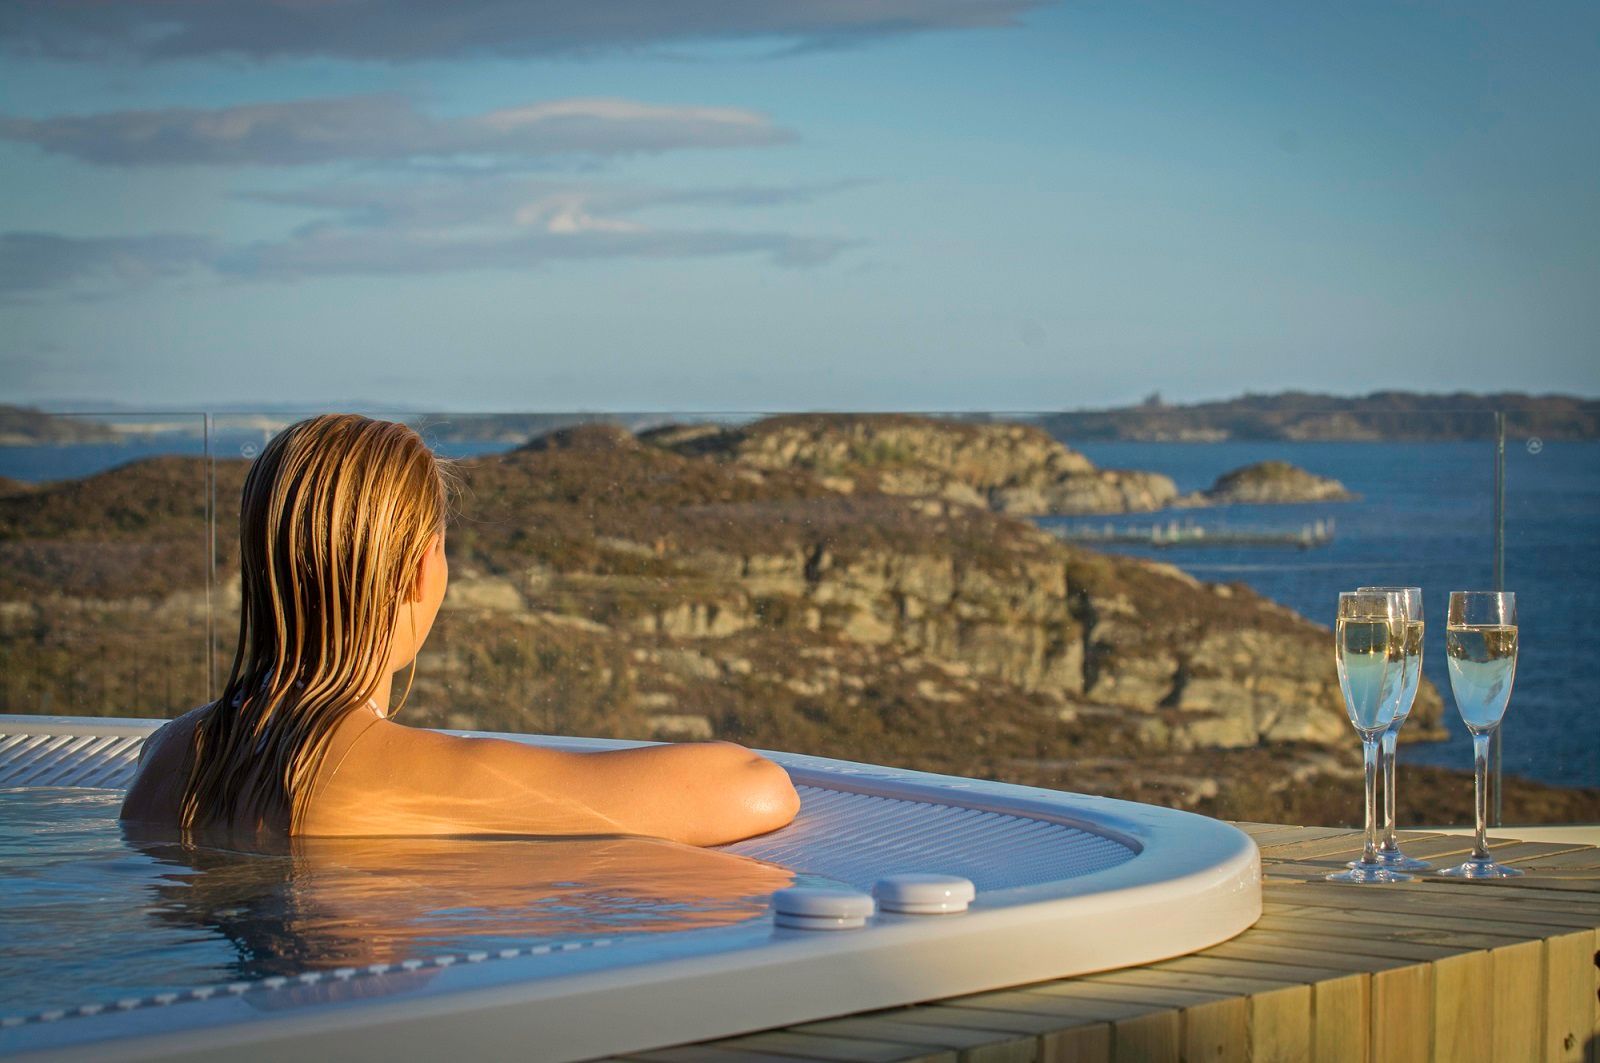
[1178,460,1355,506]
[641,414,1178,516]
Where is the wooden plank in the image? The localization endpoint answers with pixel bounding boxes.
[1504,848,1600,870]
[1371,963,1431,1062]
[1017,980,1251,1063]
[1221,927,1469,964]
[1251,914,1530,952]
[1246,825,1360,848]
[1255,900,1586,943]
[787,1017,1022,1054]
[1545,930,1595,1063]
[1489,940,1544,1063]
[948,989,1172,1025]
[1158,952,1367,987]
[1157,948,1375,1057]
[1089,966,1307,998]
[1263,884,1600,927]
[1259,833,1545,867]
[1152,948,1362,1059]
[1444,876,1600,895]
[1078,965,1311,1061]
[898,1009,1112,1063]
[1036,1024,1110,1063]
[1242,984,1312,1063]
[1591,929,1600,1063]
[1463,842,1597,865]
[959,1041,1037,1063]
[1312,973,1370,1063]
[709,1031,960,1063]
[1495,840,1597,858]
[624,1046,828,1063]
[903,1004,1079,1038]
[1202,939,1413,975]
[1019,981,1235,1009]
[1430,951,1493,1063]
[1258,833,1463,862]
[1108,1011,1179,1063]
[1179,997,1250,1062]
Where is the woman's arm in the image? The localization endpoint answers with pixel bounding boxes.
[304,722,800,844]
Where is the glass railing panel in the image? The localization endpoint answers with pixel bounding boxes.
[1498,409,1600,810]
[0,411,212,720]
[201,409,1525,829]
[6,405,1579,827]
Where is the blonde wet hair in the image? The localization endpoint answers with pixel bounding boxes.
[180,414,449,834]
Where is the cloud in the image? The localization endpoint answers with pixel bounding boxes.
[0,0,1041,63]
[0,95,788,167]
[225,177,855,275]
[0,179,855,297]
[220,226,847,278]
[0,231,216,299]
[239,177,858,229]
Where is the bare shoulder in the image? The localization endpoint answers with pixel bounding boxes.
[145,705,210,761]
[120,706,210,824]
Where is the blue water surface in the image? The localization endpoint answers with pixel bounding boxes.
[1054,439,1599,790]
[0,788,797,1019]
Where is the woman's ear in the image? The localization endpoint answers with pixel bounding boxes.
[409,533,443,603]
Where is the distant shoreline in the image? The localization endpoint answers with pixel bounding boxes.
[1033,390,1600,442]
[4,393,1599,446]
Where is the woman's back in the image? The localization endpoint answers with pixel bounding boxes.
[121,702,378,837]
[124,701,799,845]
[119,415,798,845]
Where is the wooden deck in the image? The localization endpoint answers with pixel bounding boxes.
[612,825,1600,1063]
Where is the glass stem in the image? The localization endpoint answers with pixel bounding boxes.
[1472,731,1492,861]
[1361,734,1380,866]
[1380,728,1398,850]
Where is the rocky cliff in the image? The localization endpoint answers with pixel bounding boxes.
[401,426,1446,756]
[642,414,1179,515]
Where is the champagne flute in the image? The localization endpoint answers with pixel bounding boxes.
[1327,590,1411,884]
[1439,591,1522,879]
[1355,585,1431,871]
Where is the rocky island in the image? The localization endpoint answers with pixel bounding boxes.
[1176,460,1355,507]
[1,414,1594,825]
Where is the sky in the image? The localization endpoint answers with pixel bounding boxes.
[1,0,1596,412]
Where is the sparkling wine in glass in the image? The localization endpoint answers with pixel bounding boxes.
[1327,590,1411,884]
[1439,591,1522,879]
[1356,585,1431,872]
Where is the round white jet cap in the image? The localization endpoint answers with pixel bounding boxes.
[874,874,976,914]
[772,887,875,930]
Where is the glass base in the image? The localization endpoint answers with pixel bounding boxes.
[1437,857,1523,879]
[1326,862,1413,884]
[1364,846,1433,872]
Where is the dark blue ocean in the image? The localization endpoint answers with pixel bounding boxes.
[2,433,1595,790]
[1049,439,1599,791]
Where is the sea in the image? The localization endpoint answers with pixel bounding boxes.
[2,431,1595,791]
[1048,438,1599,792]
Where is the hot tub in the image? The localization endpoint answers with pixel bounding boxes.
[0,715,1260,1061]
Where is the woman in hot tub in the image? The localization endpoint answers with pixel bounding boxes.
[121,414,799,844]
